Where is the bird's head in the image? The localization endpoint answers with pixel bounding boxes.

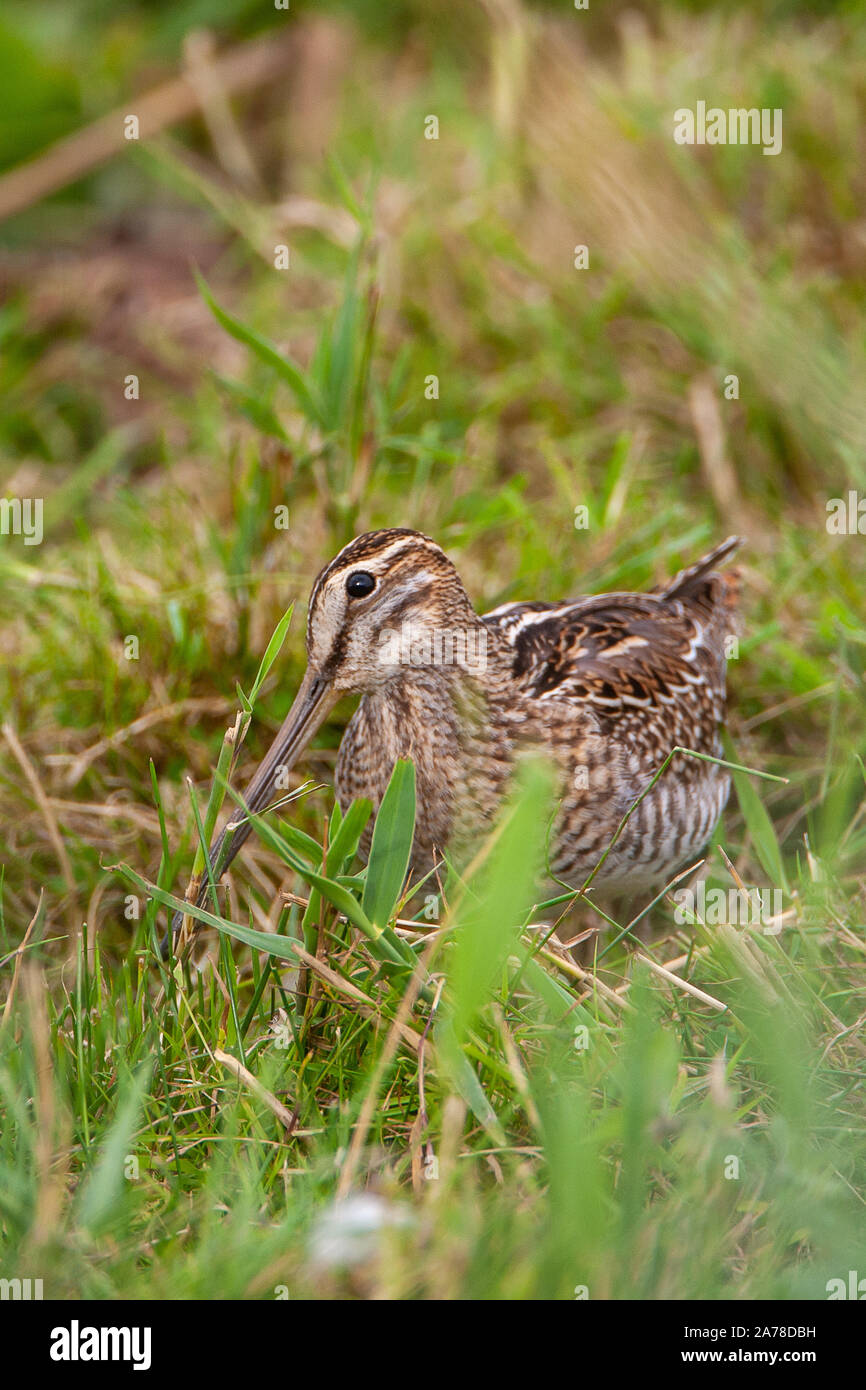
[234,528,485,823]
[305,527,482,691]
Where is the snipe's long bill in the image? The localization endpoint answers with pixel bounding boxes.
[170,528,741,936]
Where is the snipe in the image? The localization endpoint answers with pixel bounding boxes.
[172,529,741,931]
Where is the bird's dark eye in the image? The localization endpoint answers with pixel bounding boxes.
[346,570,376,599]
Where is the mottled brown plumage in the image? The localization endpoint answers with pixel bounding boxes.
[173,528,741,931]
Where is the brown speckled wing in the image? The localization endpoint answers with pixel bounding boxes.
[482,541,740,753]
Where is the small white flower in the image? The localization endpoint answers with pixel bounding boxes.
[308,1193,413,1269]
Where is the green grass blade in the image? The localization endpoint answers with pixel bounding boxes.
[76,1061,154,1235]
[361,759,416,930]
[722,730,789,892]
[450,757,554,1044]
[196,272,325,427]
[246,602,294,709]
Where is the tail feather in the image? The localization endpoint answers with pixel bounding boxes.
[661,536,743,603]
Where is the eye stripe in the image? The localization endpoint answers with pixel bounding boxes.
[310,532,431,606]
[306,531,446,642]
[377,581,435,624]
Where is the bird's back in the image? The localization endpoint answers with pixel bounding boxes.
[482,539,742,890]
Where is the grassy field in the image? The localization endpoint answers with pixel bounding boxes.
[0,0,865,1300]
